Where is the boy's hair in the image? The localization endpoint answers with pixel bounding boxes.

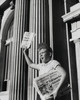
[38,43,52,54]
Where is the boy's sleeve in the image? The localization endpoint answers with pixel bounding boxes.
[29,63,41,70]
[53,60,61,69]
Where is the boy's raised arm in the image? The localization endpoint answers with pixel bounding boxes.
[23,49,40,70]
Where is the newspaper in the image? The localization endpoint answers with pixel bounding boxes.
[33,70,62,99]
[20,32,35,49]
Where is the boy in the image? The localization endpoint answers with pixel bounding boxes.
[23,43,66,100]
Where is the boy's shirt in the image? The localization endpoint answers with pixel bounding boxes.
[37,60,60,75]
[33,60,62,100]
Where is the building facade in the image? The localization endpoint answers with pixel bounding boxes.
[0,0,80,100]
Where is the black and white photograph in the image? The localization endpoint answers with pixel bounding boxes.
[0,0,80,100]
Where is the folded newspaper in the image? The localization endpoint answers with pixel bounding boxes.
[33,70,62,99]
[20,32,35,49]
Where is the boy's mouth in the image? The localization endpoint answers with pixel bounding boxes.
[41,57,44,61]
[41,57,43,60]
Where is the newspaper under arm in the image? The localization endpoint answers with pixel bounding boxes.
[33,70,62,100]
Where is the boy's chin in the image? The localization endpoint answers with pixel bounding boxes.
[41,60,45,63]
[42,60,48,63]
[41,58,50,63]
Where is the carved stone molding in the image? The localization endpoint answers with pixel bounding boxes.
[62,3,80,22]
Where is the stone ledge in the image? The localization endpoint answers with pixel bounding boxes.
[62,8,80,22]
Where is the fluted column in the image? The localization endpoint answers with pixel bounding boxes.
[27,0,36,100]
[27,0,54,100]
[9,0,27,100]
[27,0,39,100]
[0,17,2,30]
[48,0,53,56]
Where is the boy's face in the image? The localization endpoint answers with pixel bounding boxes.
[39,48,51,63]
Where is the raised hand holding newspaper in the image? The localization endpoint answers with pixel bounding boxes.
[20,32,35,49]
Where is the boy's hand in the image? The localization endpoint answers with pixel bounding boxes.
[22,48,28,55]
[52,89,58,100]
[53,91,58,99]
[22,47,27,51]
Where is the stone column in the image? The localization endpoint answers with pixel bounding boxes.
[27,0,53,100]
[69,14,80,99]
[9,0,27,100]
[70,6,80,99]
[74,39,80,100]
[71,21,80,100]
[48,0,53,51]
[62,3,80,100]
